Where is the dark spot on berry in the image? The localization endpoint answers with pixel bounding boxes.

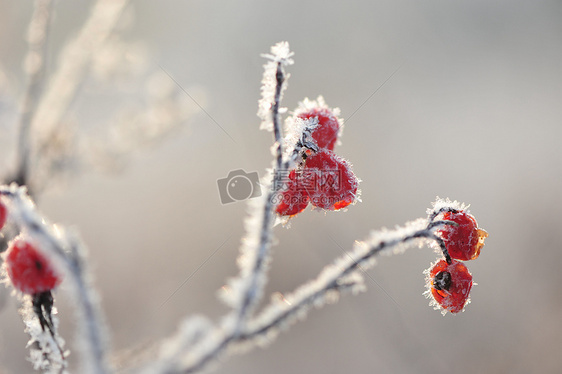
[433,271,452,291]
[35,260,43,271]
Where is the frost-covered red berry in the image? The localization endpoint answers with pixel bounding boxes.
[5,238,62,295]
[437,211,488,261]
[276,170,310,216]
[0,201,7,231]
[297,107,340,151]
[304,149,359,210]
[426,259,472,314]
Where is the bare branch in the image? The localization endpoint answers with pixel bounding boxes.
[241,215,457,344]
[137,197,462,373]
[229,41,295,330]
[27,0,130,192]
[11,0,55,192]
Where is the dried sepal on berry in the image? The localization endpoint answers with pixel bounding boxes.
[4,238,62,295]
[436,210,488,261]
[304,149,360,211]
[292,96,343,151]
[297,108,339,151]
[424,258,473,314]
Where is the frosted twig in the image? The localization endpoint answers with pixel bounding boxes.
[229,42,294,330]
[271,62,286,171]
[258,42,293,171]
[257,42,293,134]
[0,185,112,374]
[28,0,129,190]
[32,0,129,136]
[12,0,54,192]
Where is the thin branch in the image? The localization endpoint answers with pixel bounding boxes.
[271,63,285,172]
[0,185,112,374]
[11,0,55,192]
[138,200,462,374]
[241,218,454,343]
[234,60,288,329]
[231,42,294,330]
[27,0,130,192]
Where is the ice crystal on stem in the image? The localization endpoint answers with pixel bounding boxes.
[258,41,294,134]
[19,297,68,374]
[228,42,296,332]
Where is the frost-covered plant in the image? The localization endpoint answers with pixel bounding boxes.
[0,2,489,372]
[1,0,197,372]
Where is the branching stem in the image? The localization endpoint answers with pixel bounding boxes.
[12,0,54,193]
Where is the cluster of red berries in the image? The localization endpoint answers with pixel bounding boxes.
[276,100,360,217]
[426,209,488,314]
[0,200,63,332]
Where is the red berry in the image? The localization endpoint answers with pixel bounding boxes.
[276,170,310,216]
[426,259,472,314]
[297,107,340,151]
[5,239,62,294]
[303,149,359,210]
[437,211,488,261]
[0,201,7,231]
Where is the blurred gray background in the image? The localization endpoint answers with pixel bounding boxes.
[0,1,561,373]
